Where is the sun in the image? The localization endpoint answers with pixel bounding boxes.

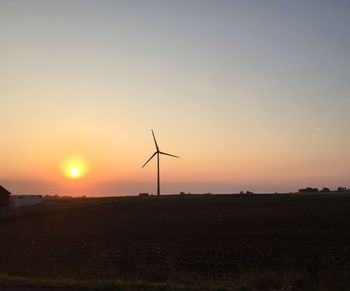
[69,168,79,178]
[62,156,89,180]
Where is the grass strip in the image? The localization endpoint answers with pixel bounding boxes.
[0,273,231,291]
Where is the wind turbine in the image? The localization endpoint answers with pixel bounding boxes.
[142,130,180,196]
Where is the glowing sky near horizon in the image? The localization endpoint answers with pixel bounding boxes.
[1,0,350,195]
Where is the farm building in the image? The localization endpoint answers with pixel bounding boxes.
[0,185,11,207]
[9,195,43,208]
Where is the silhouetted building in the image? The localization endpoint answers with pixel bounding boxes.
[0,185,11,207]
[9,195,43,208]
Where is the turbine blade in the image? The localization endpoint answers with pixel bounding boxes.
[159,151,180,158]
[142,152,157,168]
[151,129,159,151]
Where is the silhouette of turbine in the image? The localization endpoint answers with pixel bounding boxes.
[142,130,180,196]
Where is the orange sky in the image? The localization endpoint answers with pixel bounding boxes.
[1,1,350,195]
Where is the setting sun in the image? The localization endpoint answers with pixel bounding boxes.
[69,168,79,178]
[62,157,89,180]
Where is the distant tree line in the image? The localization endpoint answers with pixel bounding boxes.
[43,194,87,200]
[298,187,349,193]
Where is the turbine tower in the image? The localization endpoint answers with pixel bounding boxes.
[142,130,180,196]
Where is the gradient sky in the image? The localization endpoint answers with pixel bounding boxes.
[1,0,350,196]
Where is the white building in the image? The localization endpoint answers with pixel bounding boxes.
[9,195,43,208]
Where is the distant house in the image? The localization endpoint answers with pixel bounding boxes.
[9,195,43,208]
[139,193,149,197]
[0,185,11,207]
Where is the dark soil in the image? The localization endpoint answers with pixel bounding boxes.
[1,193,350,284]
